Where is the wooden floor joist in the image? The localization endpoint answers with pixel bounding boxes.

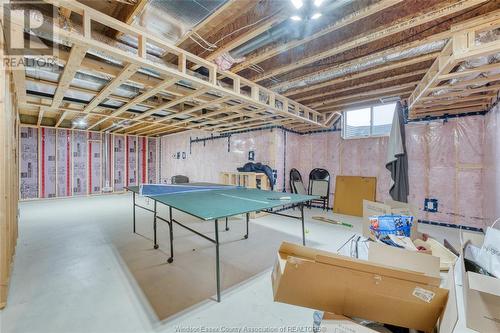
[230,0,405,73]
[13,0,326,135]
[408,20,500,118]
[251,0,490,82]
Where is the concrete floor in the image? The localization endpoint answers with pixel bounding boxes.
[1,193,468,333]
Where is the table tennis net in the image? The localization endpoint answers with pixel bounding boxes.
[139,184,237,196]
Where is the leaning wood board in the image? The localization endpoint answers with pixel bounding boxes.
[333,176,377,217]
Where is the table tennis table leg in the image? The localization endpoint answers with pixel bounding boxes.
[301,204,306,246]
[215,218,221,302]
[225,217,229,231]
[167,206,174,263]
[132,192,136,234]
[244,213,249,239]
[153,200,159,249]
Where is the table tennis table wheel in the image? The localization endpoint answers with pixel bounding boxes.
[167,257,174,263]
[243,235,248,239]
[154,244,159,249]
[225,227,230,231]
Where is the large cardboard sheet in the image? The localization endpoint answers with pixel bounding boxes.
[148,137,157,184]
[72,130,87,195]
[20,127,38,199]
[114,135,125,191]
[56,129,71,197]
[40,128,56,198]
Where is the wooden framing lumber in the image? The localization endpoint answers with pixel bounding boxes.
[313,83,417,110]
[251,0,489,82]
[231,0,404,73]
[309,81,419,108]
[280,51,439,97]
[408,20,500,118]
[27,0,326,133]
[51,44,88,109]
[296,69,427,104]
[81,63,139,114]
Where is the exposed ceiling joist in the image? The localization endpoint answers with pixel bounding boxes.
[231,0,405,73]
[250,0,489,82]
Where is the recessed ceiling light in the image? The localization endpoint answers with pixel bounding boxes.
[311,12,322,19]
[290,15,302,21]
[73,118,87,128]
[291,0,303,9]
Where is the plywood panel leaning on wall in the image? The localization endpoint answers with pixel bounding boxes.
[333,176,377,216]
[0,30,20,309]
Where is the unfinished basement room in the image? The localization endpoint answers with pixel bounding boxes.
[1,0,500,332]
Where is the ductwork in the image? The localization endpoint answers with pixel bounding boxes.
[230,0,355,59]
[431,29,500,98]
[275,39,448,94]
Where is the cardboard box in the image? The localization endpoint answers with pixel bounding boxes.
[272,242,449,332]
[321,313,379,333]
[362,199,419,240]
[460,231,500,332]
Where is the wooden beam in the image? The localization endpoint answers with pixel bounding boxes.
[414,106,486,118]
[134,87,211,121]
[109,0,149,38]
[87,77,180,130]
[409,18,500,113]
[318,92,413,112]
[51,45,88,109]
[281,51,439,97]
[311,82,418,109]
[30,0,325,133]
[420,85,500,101]
[231,0,404,73]
[414,101,490,113]
[55,111,67,127]
[175,0,246,47]
[437,62,500,81]
[251,0,489,82]
[82,63,138,114]
[297,69,427,104]
[37,107,45,126]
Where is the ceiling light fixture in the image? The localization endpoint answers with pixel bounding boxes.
[291,0,303,9]
[73,118,87,128]
[311,12,322,19]
[314,0,324,7]
[290,15,302,21]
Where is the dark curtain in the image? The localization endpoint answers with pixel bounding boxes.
[386,101,409,203]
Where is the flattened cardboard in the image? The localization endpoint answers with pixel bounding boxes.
[460,231,500,332]
[272,242,448,332]
[368,242,440,278]
[438,267,458,333]
[321,313,379,333]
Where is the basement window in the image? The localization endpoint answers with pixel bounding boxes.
[342,103,396,139]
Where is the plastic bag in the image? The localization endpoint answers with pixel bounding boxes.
[476,218,500,277]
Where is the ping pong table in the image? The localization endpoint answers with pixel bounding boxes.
[126,183,317,302]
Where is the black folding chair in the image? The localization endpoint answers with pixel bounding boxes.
[289,168,307,195]
[308,168,330,210]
